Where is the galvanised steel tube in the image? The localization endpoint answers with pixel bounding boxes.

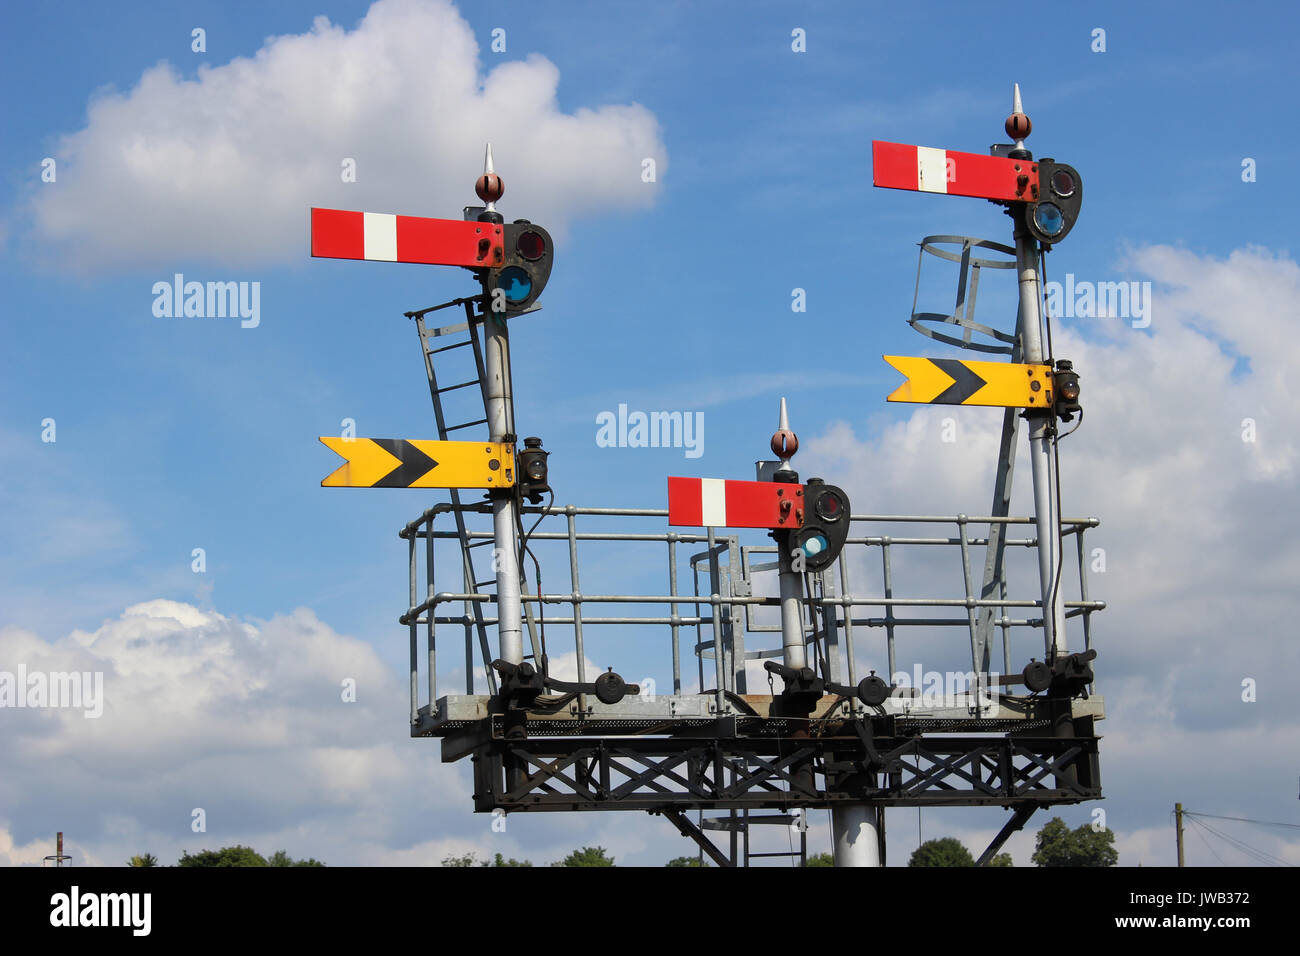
[400,591,1105,623]
[408,530,418,725]
[567,510,586,692]
[834,806,881,868]
[838,550,858,691]
[1014,219,1068,660]
[882,540,897,681]
[706,528,726,712]
[404,504,1098,525]
[483,312,523,666]
[777,545,808,671]
[426,512,436,715]
[668,536,682,693]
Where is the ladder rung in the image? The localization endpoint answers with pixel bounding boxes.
[465,539,495,549]
[427,339,473,355]
[445,418,488,432]
[437,379,481,394]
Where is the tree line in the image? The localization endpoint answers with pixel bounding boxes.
[127,816,1116,867]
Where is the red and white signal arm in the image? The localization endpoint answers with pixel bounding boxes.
[667,477,801,529]
[872,141,1039,202]
[311,208,504,268]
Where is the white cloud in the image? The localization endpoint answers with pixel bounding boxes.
[24,0,665,271]
[0,597,698,867]
[0,599,469,865]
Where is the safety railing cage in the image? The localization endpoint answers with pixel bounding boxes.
[398,501,1105,736]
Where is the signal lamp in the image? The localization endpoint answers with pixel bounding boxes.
[1053,360,1081,422]
[793,479,851,573]
[486,221,554,316]
[1025,159,1082,245]
[517,436,551,504]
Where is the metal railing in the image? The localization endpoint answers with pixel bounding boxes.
[398,503,1104,725]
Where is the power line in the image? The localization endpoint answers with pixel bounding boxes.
[1182,811,1300,831]
[1186,816,1293,867]
[1188,819,1227,866]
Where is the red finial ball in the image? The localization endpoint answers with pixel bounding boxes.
[771,429,799,459]
[1005,112,1032,140]
[476,173,505,203]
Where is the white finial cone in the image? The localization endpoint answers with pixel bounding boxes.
[778,396,789,432]
[1013,83,1023,115]
[482,142,497,210]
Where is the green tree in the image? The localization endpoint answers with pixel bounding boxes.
[127,853,157,867]
[666,855,705,867]
[988,852,1014,867]
[268,849,326,867]
[803,852,834,867]
[553,846,615,867]
[177,845,268,867]
[1031,817,1118,867]
[909,837,975,867]
[441,852,532,867]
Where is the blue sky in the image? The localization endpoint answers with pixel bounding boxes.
[2,0,1298,867]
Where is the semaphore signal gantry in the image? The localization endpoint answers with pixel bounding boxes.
[310,89,1106,867]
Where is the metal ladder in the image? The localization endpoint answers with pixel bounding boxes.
[409,298,543,696]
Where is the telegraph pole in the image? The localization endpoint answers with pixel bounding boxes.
[1175,803,1186,867]
[43,831,71,867]
[475,145,525,669]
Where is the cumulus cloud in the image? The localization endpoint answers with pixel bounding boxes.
[23,0,665,271]
[0,600,473,865]
[0,598,690,867]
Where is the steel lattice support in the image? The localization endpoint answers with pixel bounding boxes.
[466,728,1100,813]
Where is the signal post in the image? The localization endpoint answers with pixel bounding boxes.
[475,147,525,671]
